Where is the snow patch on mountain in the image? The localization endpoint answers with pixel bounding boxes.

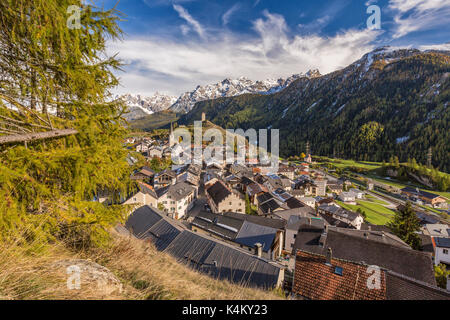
[169,70,321,113]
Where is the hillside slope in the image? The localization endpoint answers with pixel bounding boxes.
[179,48,450,172]
[0,229,284,300]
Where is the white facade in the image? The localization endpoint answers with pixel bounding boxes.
[339,192,356,203]
[434,246,450,266]
[298,197,316,208]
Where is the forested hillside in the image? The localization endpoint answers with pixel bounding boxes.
[179,48,450,172]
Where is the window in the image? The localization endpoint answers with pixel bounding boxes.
[444,249,449,255]
[334,267,343,276]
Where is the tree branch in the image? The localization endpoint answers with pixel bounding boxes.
[0,129,78,145]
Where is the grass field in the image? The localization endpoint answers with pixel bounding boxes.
[366,175,450,202]
[365,194,389,205]
[336,199,395,225]
[317,157,383,170]
[130,111,180,131]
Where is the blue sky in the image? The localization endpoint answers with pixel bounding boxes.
[99,0,450,96]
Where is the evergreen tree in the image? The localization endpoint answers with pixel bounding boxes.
[0,1,131,247]
[388,202,422,250]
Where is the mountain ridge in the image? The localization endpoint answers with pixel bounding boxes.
[176,47,449,171]
[121,70,321,119]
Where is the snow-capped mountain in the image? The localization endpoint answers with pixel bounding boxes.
[121,70,321,119]
[169,70,321,113]
[120,93,177,121]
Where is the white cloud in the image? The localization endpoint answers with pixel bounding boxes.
[222,3,241,26]
[173,4,206,39]
[108,11,379,96]
[419,43,450,51]
[388,0,450,38]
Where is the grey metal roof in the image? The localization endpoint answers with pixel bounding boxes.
[434,237,450,248]
[235,221,277,253]
[164,230,281,289]
[192,211,244,240]
[259,199,281,214]
[125,206,282,289]
[143,219,182,251]
[322,229,436,284]
[223,212,286,230]
[257,192,273,204]
[201,243,281,289]
[125,206,162,238]
[167,182,195,201]
[164,231,217,267]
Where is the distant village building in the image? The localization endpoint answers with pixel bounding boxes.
[401,187,447,208]
[338,192,356,203]
[206,180,245,214]
[154,170,177,188]
[318,204,363,230]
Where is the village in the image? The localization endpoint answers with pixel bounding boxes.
[118,115,450,300]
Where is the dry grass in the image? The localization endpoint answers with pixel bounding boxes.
[0,229,285,300]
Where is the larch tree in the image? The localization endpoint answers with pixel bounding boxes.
[0,0,133,248]
[388,202,422,250]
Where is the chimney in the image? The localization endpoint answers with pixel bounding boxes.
[255,243,263,258]
[308,217,312,225]
[213,260,218,267]
[326,248,332,266]
[363,232,369,239]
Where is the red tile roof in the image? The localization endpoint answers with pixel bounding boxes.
[293,250,386,300]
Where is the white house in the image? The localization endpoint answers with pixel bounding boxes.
[338,192,356,203]
[158,182,196,220]
[433,237,450,266]
[124,181,195,220]
[349,188,365,199]
[298,197,316,208]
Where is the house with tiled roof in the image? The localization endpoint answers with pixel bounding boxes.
[130,166,155,184]
[158,182,196,219]
[206,180,245,214]
[318,204,364,230]
[293,249,386,300]
[292,226,436,285]
[246,183,268,205]
[153,169,177,188]
[278,166,295,180]
[293,249,450,300]
[123,181,158,209]
[401,187,448,208]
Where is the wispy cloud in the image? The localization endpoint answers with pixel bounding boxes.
[109,10,379,96]
[173,4,206,39]
[222,3,241,26]
[388,0,450,38]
